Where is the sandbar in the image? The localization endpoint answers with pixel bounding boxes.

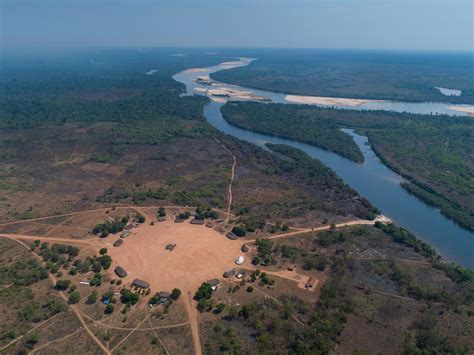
[285,94,383,107]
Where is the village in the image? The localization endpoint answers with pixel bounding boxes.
[104,207,321,307]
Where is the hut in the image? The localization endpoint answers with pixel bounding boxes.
[157,217,166,222]
[120,231,131,238]
[223,269,236,278]
[207,279,220,287]
[226,232,238,240]
[241,244,249,252]
[190,219,205,225]
[159,291,171,299]
[114,266,128,278]
[305,277,317,289]
[124,224,134,230]
[235,256,244,265]
[133,279,150,289]
[113,239,124,247]
[174,218,185,223]
[205,222,214,228]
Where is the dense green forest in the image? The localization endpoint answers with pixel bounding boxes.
[265,143,378,220]
[222,103,364,162]
[212,49,474,104]
[222,101,474,231]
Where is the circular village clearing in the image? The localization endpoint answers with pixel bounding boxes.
[107,217,245,295]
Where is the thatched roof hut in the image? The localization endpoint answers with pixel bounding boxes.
[133,279,150,289]
[159,291,171,299]
[226,232,237,240]
[114,266,128,278]
[113,239,124,247]
[207,279,220,287]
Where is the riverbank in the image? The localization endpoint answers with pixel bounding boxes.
[173,57,474,269]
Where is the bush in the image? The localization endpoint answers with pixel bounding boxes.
[197,299,212,312]
[99,248,108,255]
[104,304,115,314]
[54,279,71,291]
[136,213,146,223]
[120,289,139,305]
[97,255,112,270]
[232,226,246,237]
[86,291,98,304]
[158,207,166,217]
[171,288,181,300]
[194,283,212,301]
[68,291,80,304]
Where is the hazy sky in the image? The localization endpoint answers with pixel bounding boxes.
[1,0,473,51]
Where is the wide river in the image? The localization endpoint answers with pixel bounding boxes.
[173,58,474,269]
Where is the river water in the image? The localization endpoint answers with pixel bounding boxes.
[173,58,474,269]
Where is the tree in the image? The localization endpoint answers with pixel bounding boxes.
[97,255,112,270]
[90,273,102,286]
[136,213,146,223]
[158,207,166,217]
[104,304,115,314]
[215,303,226,313]
[171,288,181,300]
[194,283,212,301]
[197,299,212,312]
[68,291,80,304]
[26,333,39,348]
[86,291,98,304]
[54,279,71,291]
[99,248,107,255]
[120,289,139,305]
[231,226,246,237]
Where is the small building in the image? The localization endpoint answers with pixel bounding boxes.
[236,272,244,279]
[235,256,244,265]
[190,219,205,225]
[223,269,236,278]
[114,266,128,278]
[133,279,150,289]
[205,222,214,228]
[226,232,238,240]
[120,231,131,238]
[159,291,171,299]
[174,218,185,223]
[124,224,134,230]
[113,239,124,247]
[207,279,220,287]
[157,217,166,222]
[305,277,317,289]
[241,244,249,253]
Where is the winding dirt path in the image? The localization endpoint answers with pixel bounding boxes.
[110,315,150,352]
[29,328,83,354]
[4,238,111,355]
[252,286,305,327]
[148,318,170,355]
[215,139,236,224]
[77,309,190,331]
[184,292,202,355]
[0,313,61,352]
[247,215,391,243]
